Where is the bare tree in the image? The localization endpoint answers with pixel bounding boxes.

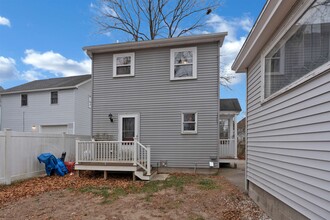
[95,0,220,41]
[94,0,232,86]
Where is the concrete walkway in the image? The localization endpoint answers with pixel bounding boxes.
[219,160,246,192]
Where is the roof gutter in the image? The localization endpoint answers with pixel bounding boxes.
[0,86,77,95]
[83,33,227,58]
[0,79,92,95]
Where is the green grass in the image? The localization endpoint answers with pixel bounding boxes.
[78,175,220,204]
[198,178,219,190]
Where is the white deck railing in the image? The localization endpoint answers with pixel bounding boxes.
[219,139,237,159]
[76,140,151,175]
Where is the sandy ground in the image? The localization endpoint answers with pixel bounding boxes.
[0,172,269,220]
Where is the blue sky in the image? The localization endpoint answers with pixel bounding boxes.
[0,0,265,120]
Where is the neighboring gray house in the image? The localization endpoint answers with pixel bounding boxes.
[219,98,241,159]
[79,33,226,175]
[232,0,330,219]
[0,75,92,135]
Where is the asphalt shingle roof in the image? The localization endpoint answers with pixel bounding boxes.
[1,75,91,94]
[220,98,242,112]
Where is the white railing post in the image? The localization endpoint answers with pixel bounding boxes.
[146,145,151,175]
[75,139,79,164]
[133,138,137,166]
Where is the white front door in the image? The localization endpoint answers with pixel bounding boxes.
[118,113,140,142]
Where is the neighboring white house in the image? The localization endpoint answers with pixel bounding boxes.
[219,98,241,159]
[0,75,92,135]
[232,0,330,219]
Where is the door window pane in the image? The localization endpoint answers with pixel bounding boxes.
[122,117,135,141]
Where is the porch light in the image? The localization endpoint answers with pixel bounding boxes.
[108,113,114,122]
[32,125,37,131]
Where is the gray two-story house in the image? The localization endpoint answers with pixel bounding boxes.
[0,75,92,135]
[82,33,226,172]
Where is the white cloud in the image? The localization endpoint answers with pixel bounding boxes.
[0,16,11,27]
[206,14,253,85]
[0,56,18,82]
[21,70,46,81]
[22,49,91,77]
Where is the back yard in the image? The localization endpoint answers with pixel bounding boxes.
[0,172,268,220]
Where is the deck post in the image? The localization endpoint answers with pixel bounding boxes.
[133,137,137,166]
[104,171,108,180]
[75,139,79,165]
[146,145,151,176]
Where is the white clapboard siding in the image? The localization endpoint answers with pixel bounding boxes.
[247,57,330,219]
[1,90,75,132]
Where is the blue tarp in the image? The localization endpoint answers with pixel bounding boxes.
[37,153,68,176]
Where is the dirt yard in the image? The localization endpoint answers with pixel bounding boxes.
[0,172,269,220]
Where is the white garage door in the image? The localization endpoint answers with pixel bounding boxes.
[41,125,68,134]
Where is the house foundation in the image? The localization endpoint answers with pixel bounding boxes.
[248,182,308,220]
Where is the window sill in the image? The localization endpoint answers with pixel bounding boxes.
[113,74,135,78]
[181,131,197,135]
[171,76,197,81]
[261,61,330,104]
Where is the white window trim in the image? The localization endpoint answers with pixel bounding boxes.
[181,112,198,134]
[260,0,323,103]
[113,52,135,77]
[118,113,140,142]
[170,47,197,80]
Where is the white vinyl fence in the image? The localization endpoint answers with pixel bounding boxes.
[0,129,90,185]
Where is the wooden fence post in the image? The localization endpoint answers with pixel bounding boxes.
[4,129,12,185]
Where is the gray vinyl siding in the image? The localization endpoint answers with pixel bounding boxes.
[92,43,219,168]
[1,89,75,132]
[74,81,92,135]
[246,58,330,219]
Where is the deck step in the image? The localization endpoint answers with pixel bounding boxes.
[134,168,157,181]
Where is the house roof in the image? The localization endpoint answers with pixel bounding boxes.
[83,33,227,58]
[220,99,241,112]
[232,0,298,73]
[237,117,246,129]
[1,75,91,95]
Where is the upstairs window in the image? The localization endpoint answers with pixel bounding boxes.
[51,91,58,104]
[113,53,135,77]
[21,94,28,106]
[181,112,197,134]
[171,47,197,80]
[264,0,330,99]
